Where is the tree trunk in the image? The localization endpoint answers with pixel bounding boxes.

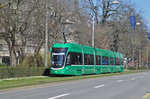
[6,39,17,66]
[10,48,17,66]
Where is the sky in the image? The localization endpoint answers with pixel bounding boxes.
[131,0,150,32]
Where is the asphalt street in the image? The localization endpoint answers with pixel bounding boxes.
[0,71,150,99]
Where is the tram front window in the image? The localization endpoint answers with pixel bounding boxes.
[51,48,67,68]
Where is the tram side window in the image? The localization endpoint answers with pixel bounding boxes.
[121,59,123,65]
[110,57,114,65]
[96,55,101,65]
[66,52,82,65]
[84,54,94,65]
[115,58,120,66]
[84,54,89,65]
[102,56,109,65]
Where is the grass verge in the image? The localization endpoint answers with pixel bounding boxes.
[0,70,143,91]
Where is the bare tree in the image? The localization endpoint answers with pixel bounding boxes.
[0,0,148,67]
[0,0,40,65]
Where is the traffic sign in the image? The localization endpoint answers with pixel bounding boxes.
[129,16,136,30]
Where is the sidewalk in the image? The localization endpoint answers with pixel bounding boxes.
[0,76,47,82]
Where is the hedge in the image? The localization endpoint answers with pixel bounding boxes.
[0,67,50,79]
[127,67,150,70]
[0,63,7,67]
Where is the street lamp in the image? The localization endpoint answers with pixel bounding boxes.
[132,22,141,68]
[136,22,141,25]
[132,22,141,67]
[112,0,119,4]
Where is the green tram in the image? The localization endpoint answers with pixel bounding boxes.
[50,43,124,75]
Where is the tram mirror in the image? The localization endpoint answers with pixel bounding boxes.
[66,55,71,65]
[66,59,71,65]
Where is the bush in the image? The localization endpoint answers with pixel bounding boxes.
[127,67,136,70]
[22,53,44,67]
[0,67,50,79]
[0,63,7,67]
[128,67,150,70]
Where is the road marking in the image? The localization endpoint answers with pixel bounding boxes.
[146,75,150,77]
[140,76,144,78]
[94,84,105,88]
[48,93,70,99]
[131,78,136,80]
[117,80,124,82]
[143,93,150,98]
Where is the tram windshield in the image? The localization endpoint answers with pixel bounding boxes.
[51,48,68,68]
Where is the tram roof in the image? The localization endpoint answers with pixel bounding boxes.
[52,43,123,58]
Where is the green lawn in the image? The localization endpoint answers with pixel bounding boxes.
[0,71,142,91]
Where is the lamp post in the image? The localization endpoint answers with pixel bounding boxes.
[132,22,141,67]
[147,47,149,67]
[92,16,95,47]
[129,16,141,67]
[135,22,141,68]
[45,0,48,67]
[130,22,141,67]
[136,22,141,67]
[146,33,150,67]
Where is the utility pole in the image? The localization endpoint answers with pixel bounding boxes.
[92,16,95,47]
[139,50,141,67]
[45,0,48,67]
[147,47,149,67]
[132,29,134,67]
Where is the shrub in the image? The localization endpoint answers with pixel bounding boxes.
[128,67,150,70]
[127,67,136,70]
[0,67,50,79]
[0,63,6,67]
[22,53,44,67]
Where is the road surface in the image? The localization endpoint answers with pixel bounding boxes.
[0,71,150,99]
